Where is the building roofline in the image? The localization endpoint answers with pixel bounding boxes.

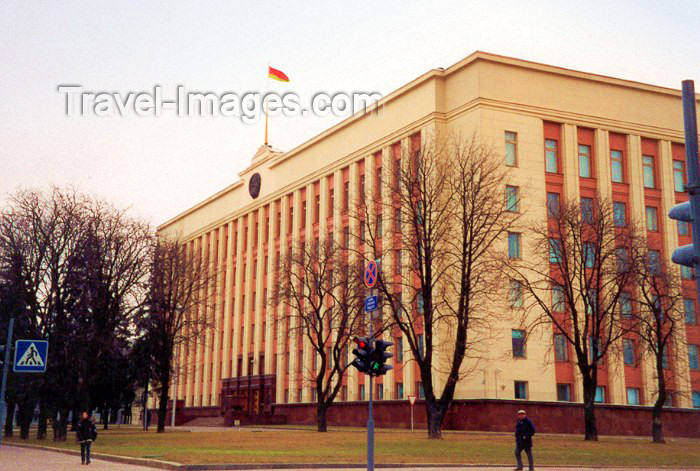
[158,51,695,232]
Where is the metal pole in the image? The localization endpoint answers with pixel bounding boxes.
[0,318,15,447]
[410,402,414,431]
[682,80,700,303]
[143,375,149,432]
[367,305,374,471]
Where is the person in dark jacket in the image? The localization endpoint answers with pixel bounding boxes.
[514,409,535,470]
[76,411,96,465]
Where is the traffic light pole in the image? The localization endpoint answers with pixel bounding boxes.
[367,289,375,471]
[0,317,15,447]
[682,80,700,303]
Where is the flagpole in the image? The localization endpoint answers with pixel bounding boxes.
[264,95,269,146]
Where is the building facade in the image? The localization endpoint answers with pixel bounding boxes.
[156,52,700,416]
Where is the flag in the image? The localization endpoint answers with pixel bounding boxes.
[268,66,290,82]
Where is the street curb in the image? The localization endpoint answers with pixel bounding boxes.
[4,443,699,470]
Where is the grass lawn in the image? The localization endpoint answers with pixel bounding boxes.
[7,426,700,467]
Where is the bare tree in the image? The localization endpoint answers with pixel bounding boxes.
[505,194,643,440]
[272,239,367,432]
[353,132,518,438]
[631,247,688,443]
[141,235,216,433]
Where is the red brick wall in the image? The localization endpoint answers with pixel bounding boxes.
[272,399,700,438]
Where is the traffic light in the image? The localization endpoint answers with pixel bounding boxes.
[368,339,393,376]
[351,337,372,373]
[669,202,697,268]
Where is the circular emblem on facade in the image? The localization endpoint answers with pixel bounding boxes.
[249,173,261,199]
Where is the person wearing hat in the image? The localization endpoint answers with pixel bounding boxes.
[514,409,536,470]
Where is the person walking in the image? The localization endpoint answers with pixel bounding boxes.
[514,409,535,471]
[77,411,97,465]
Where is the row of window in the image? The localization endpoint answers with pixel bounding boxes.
[504,131,686,192]
[285,381,426,403]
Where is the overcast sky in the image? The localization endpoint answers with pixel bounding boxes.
[1,0,699,226]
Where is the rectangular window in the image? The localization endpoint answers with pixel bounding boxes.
[554,333,568,361]
[376,168,382,198]
[547,192,560,219]
[662,345,669,369]
[329,188,334,218]
[595,386,606,403]
[508,232,521,259]
[620,292,633,318]
[552,284,565,312]
[682,266,694,280]
[343,226,350,249]
[549,238,562,264]
[616,247,629,273]
[377,215,383,238]
[690,345,699,370]
[674,160,685,192]
[417,381,425,399]
[512,329,526,358]
[557,383,571,402]
[359,384,366,401]
[579,144,591,178]
[397,383,404,399]
[613,202,626,227]
[395,249,402,275]
[510,280,524,308]
[642,155,655,189]
[623,339,636,366]
[376,384,383,400]
[589,336,602,364]
[678,220,690,236]
[514,381,528,399]
[648,250,661,275]
[584,243,595,268]
[685,298,697,324]
[693,391,700,408]
[359,175,365,204]
[505,131,517,167]
[343,181,350,211]
[417,292,424,313]
[506,186,519,212]
[581,197,594,223]
[417,334,424,360]
[611,150,624,183]
[396,337,403,363]
[627,387,640,405]
[395,207,402,232]
[646,206,658,231]
[545,139,558,173]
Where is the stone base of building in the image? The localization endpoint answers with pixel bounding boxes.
[272,399,700,438]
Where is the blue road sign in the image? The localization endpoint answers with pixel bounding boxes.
[13,340,48,373]
[365,295,378,312]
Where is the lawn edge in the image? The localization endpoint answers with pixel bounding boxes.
[4,442,700,470]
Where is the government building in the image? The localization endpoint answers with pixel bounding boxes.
[154,52,700,433]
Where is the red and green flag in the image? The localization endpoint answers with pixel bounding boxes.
[268,66,290,82]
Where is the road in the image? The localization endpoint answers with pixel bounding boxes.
[0,445,696,471]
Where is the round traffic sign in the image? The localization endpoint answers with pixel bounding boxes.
[364,260,378,288]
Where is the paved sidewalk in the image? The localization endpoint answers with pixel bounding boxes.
[1,445,697,470]
[0,444,157,470]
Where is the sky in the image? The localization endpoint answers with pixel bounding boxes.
[1,0,699,226]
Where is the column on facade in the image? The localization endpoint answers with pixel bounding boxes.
[193,236,207,406]
[253,208,266,376]
[332,168,350,400]
[208,226,224,406]
[202,231,216,406]
[221,222,234,381]
[289,189,302,400]
[241,212,255,376]
[349,161,363,401]
[301,183,314,403]
[264,201,277,378]
[276,197,290,403]
[232,218,245,377]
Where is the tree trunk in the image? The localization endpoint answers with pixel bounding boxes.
[157,382,170,433]
[3,399,14,437]
[316,402,328,432]
[582,380,598,441]
[102,406,109,430]
[37,402,48,440]
[652,368,667,444]
[425,399,447,439]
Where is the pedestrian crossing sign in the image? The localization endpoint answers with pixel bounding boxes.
[14,340,48,373]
